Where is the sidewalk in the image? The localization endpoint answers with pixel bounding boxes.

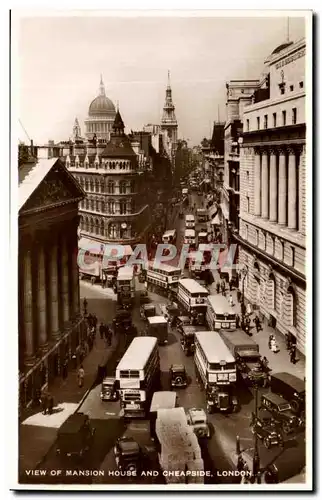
[80,279,117,300]
[19,333,118,472]
[209,270,305,381]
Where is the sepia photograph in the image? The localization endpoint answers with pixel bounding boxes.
[12,9,312,491]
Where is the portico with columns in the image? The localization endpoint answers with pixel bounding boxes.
[19,157,85,408]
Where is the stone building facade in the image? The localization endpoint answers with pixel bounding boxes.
[235,38,306,353]
[19,156,85,408]
[66,110,150,246]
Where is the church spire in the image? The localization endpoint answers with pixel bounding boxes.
[99,74,106,96]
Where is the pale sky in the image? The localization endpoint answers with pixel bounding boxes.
[16,13,305,146]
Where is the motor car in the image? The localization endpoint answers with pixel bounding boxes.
[113,437,142,473]
[169,364,188,388]
[251,409,284,449]
[186,408,210,439]
[260,393,299,434]
[56,413,95,460]
[100,377,118,402]
[180,325,196,355]
[269,372,305,416]
[139,290,150,305]
[176,316,191,335]
[113,311,135,335]
[140,304,156,321]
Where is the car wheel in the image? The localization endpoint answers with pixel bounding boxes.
[282,421,291,434]
[175,376,183,385]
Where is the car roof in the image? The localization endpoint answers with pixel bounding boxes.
[262,392,290,405]
[271,372,305,393]
[171,364,185,371]
[178,316,190,322]
[118,437,140,452]
[102,377,115,384]
[58,413,88,434]
[188,408,206,418]
[182,326,196,334]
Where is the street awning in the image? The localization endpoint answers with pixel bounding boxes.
[211,215,221,225]
[220,203,229,220]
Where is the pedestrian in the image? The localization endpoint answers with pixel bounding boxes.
[221,280,226,296]
[83,297,88,315]
[78,365,85,388]
[237,289,242,303]
[229,294,234,307]
[290,344,296,364]
[246,303,252,316]
[91,276,95,286]
[285,332,292,350]
[241,302,246,318]
[216,282,220,294]
[41,392,48,415]
[236,314,240,329]
[71,352,77,370]
[254,315,262,332]
[99,322,104,340]
[229,279,233,291]
[47,394,54,415]
[102,274,106,289]
[261,356,269,370]
[62,359,68,380]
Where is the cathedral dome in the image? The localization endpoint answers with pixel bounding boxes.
[88,95,116,116]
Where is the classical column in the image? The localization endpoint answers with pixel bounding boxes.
[261,150,269,219]
[269,150,278,222]
[61,235,70,324]
[278,149,287,225]
[288,148,297,230]
[254,149,261,216]
[49,235,60,338]
[71,224,80,317]
[37,240,48,348]
[23,249,35,362]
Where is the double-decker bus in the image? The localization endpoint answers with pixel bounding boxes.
[162,229,177,244]
[146,262,182,297]
[184,229,196,247]
[116,265,135,307]
[116,336,160,418]
[185,214,195,228]
[177,278,209,325]
[188,250,207,277]
[194,331,238,413]
[196,208,208,223]
[206,295,237,330]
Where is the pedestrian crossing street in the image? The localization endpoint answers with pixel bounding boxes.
[21,402,78,429]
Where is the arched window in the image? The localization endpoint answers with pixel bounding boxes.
[119,181,127,194]
[95,218,99,234]
[109,224,117,238]
[95,180,100,192]
[120,200,127,214]
[85,179,89,191]
[101,200,105,213]
[130,180,135,193]
[108,200,115,214]
[89,218,94,234]
[268,273,277,311]
[100,219,105,236]
[100,180,104,193]
[287,287,297,327]
[107,180,115,194]
[96,199,99,211]
[90,179,94,192]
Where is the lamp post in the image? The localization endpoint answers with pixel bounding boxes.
[249,366,266,484]
[240,266,248,325]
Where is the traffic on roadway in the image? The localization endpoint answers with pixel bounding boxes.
[24,176,305,486]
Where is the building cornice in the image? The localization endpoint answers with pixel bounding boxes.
[240,213,306,248]
[231,232,306,289]
[243,90,305,115]
[242,123,306,146]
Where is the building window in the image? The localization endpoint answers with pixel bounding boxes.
[246,196,250,213]
[287,288,297,327]
[281,241,285,262]
[282,110,286,126]
[257,117,260,130]
[263,232,267,250]
[246,171,249,183]
[272,237,275,256]
[245,224,248,240]
[256,229,259,246]
[264,115,268,129]
[119,181,127,194]
[269,274,276,311]
[246,119,250,132]
[107,181,115,194]
[100,219,105,236]
[120,201,127,215]
[290,85,294,91]
[299,81,304,89]
[292,108,297,125]
[290,246,295,267]
[107,200,115,214]
[273,113,277,127]
[109,224,117,239]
